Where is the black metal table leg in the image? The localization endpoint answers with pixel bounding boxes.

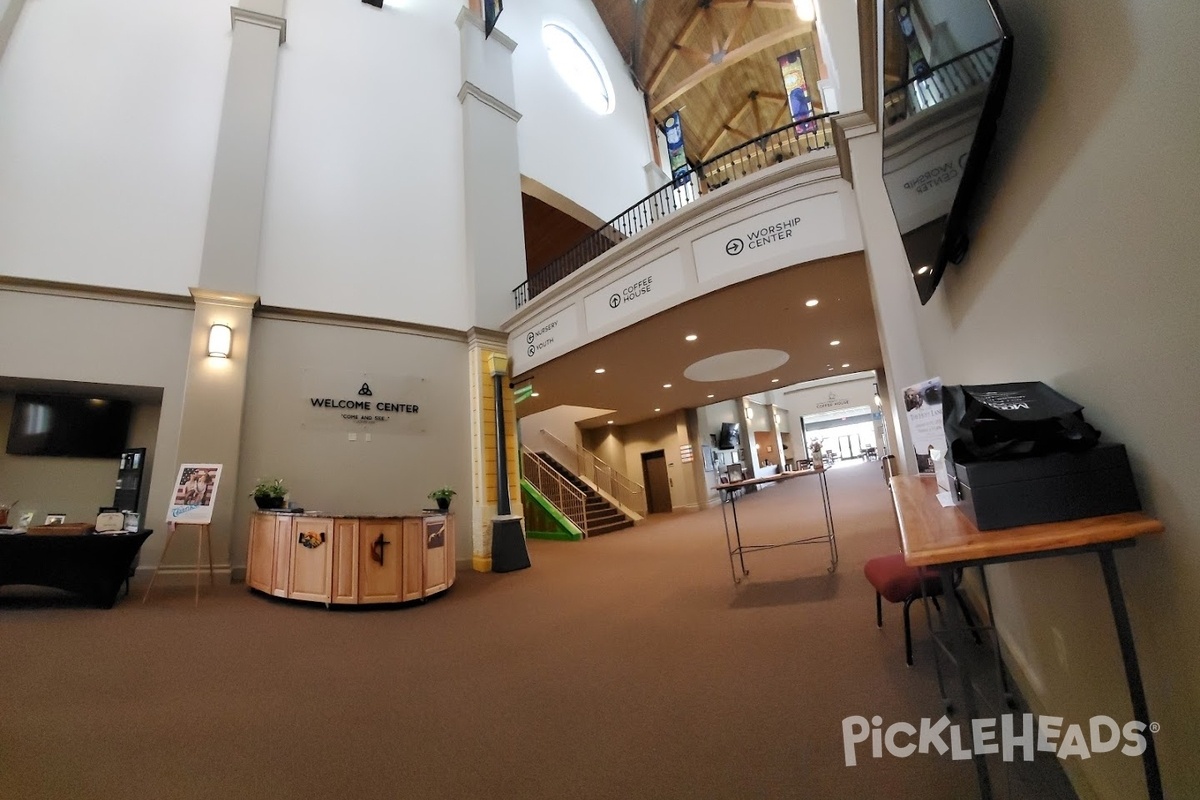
[730,493,748,577]
[1097,548,1162,800]
[940,567,992,799]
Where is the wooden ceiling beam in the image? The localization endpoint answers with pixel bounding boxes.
[677,44,715,69]
[699,96,756,160]
[723,1,756,53]
[651,21,808,113]
[645,6,707,96]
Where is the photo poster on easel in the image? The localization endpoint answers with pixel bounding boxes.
[167,464,223,525]
[903,377,946,474]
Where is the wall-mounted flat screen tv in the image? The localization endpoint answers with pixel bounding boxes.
[717,422,741,451]
[881,0,1013,304]
[6,393,132,458]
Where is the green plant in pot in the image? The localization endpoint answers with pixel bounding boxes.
[252,478,288,510]
[428,486,456,512]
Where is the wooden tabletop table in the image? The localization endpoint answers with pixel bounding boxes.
[891,475,1165,800]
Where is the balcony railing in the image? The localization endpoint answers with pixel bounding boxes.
[512,111,837,310]
[882,39,1002,126]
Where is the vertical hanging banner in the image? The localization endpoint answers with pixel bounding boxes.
[484,0,504,38]
[664,112,690,187]
[778,51,817,134]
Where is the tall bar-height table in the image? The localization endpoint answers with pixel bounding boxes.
[717,468,836,584]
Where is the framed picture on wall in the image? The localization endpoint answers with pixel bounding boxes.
[701,444,715,472]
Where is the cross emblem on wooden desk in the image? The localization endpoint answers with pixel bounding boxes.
[371,533,390,566]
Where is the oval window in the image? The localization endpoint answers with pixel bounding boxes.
[542,23,615,115]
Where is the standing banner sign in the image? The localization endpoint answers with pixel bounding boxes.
[903,378,946,474]
[778,51,817,134]
[168,463,223,524]
[664,112,690,187]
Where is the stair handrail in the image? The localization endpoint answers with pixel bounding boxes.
[521,447,589,537]
[538,429,647,518]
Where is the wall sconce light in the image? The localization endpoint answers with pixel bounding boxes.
[208,324,232,358]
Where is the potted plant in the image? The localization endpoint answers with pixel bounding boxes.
[427,486,456,511]
[252,477,288,510]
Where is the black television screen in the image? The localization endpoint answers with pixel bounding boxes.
[6,393,132,458]
[881,0,1013,304]
[717,422,740,451]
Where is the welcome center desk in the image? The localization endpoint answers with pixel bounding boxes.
[892,474,1165,800]
[717,468,837,584]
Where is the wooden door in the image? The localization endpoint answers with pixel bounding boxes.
[641,450,673,514]
[331,519,359,604]
[247,514,276,593]
[358,521,402,603]
[289,518,333,603]
[271,515,293,597]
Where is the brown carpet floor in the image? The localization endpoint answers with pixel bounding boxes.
[1,461,1075,799]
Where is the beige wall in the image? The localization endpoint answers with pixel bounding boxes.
[619,412,698,512]
[230,317,473,569]
[861,1,1200,796]
[0,290,190,568]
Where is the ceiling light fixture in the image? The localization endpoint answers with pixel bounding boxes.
[685,334,698,341]
[663,383,672,388]
[654,407,661,412]
[594,368,606,374]
[793,0,816,23]
[917,266,931,275]
[607,420,614,425]
[707,394,715,399]
[830,340,841,346]
[805,298,819,307]
[771,378,780,383]
[842,363,850,368]
[531,392,540,397]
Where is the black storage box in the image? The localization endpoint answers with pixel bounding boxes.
[949,443,1141,531]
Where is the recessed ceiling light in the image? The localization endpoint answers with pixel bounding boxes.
[842,363,850,368]
[771,378,780,383]
[531,392,540,397]
[917,266,931,275]
[830,340,840,346]
[607,420,613,424]
[654,407,661,412]
[685,334,698,341]
[707,394,714,398]
[663,383,672,388]
[594,368,606,374]
[805,299,819,307]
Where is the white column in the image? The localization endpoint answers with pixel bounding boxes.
[197,3,287,294]
[841,112,927,474]
[168,2,285,578]
[457,9,526,330]
[812,0,863,114]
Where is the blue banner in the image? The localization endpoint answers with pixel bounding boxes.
[664,112,690,187]
[778,51,817,134]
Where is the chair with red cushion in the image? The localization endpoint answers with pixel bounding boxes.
[864,553,979,666]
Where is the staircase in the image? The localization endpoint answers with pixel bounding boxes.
[538,452,635,535]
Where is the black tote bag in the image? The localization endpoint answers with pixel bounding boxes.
[942,382,1101,462]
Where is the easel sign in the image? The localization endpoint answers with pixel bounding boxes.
[168,464,223,525]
